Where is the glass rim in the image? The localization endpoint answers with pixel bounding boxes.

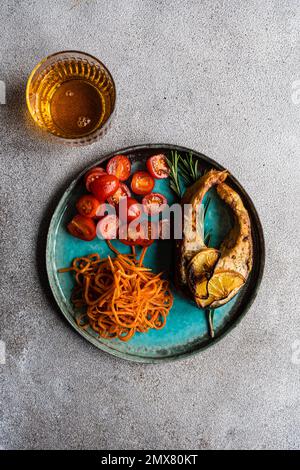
[26,50,117,144]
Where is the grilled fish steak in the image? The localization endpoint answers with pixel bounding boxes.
[195,182,253,308]
[176,169,228,290]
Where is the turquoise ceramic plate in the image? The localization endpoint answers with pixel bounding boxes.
[46,144,265,363]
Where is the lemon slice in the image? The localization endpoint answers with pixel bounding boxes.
[196,270,245,308]
[187,248,219,297]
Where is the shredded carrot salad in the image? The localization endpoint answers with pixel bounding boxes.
[58,243,173,341]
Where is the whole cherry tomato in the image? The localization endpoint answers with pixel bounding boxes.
[84,167,106,192]
[90,174,119,202]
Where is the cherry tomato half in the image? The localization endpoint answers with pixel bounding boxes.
[90,174,119,202]
[67,214,96,241]
[146,154,170,179]
[142,192,167,215]
[94,203,115,220]
[118,197,142,222]
[76,195,100,218]
[96,214,119,240]
[138,221,158,246]
[84,167,106,192]
[106,155,131,181]
[131,171,155,195]
[119,221,157,246]
[119,222,146,246]
[107,183,131,206]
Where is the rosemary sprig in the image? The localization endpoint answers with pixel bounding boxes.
[166,150,181,197]
[178,151,202,186]
[166,151,213,245]
[167,150,204,197]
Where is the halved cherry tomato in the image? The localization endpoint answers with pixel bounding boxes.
[106,155,131,181]
[76,195,100,218]
[67,214,96,241]
[142,192,167,215]
[118,197,142,222]
[120,221,157,246]
[84,167,106,192]
[94,203,115,220]
[96,214,119,240]
[90,174,119,202]
[107,183,131,206]
[131,171,155,195]
[119,222,146,246]
[138,221,158,246]
[146,154,170,179]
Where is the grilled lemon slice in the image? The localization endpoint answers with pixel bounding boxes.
[195,270,245,308]
[187,248,220,297]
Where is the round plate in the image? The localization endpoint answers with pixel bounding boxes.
[46,144,265,363]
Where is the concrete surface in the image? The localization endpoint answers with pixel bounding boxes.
[0,0,299,450]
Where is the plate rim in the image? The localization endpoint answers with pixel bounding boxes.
[46,143,265,363]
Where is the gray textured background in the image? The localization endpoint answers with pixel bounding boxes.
[0,0,299,450]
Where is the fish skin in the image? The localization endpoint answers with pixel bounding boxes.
[204,182,253,308]
[214,183,253,278]
[176,169,228,289]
